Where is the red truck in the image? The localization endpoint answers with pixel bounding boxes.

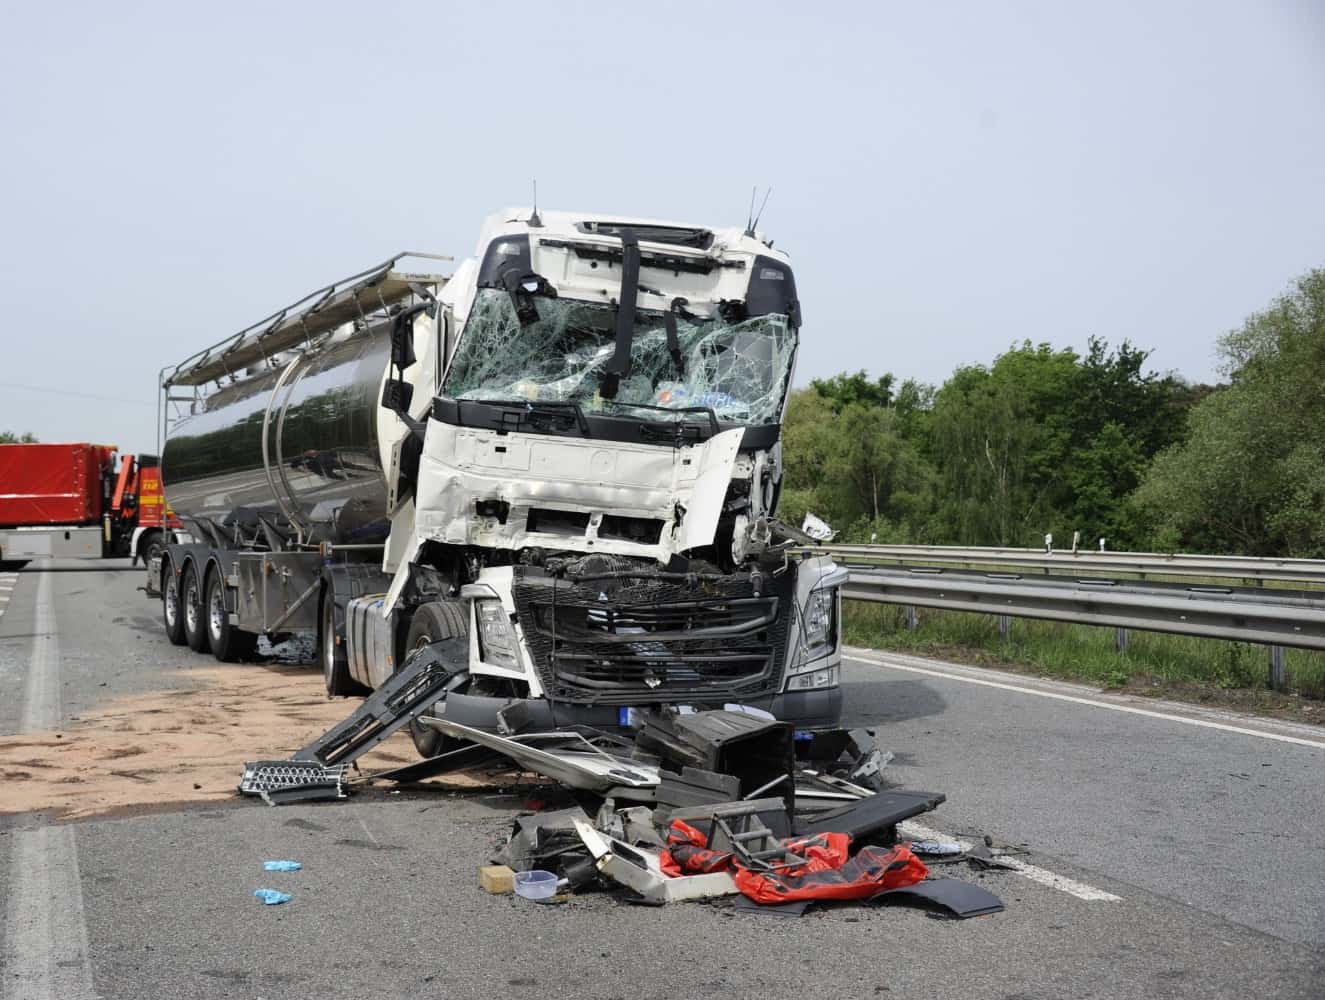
[0,443,179,568]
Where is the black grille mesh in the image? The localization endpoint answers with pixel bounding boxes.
[512,566,795,704]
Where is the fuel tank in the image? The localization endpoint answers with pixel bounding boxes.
[161,324,391,545]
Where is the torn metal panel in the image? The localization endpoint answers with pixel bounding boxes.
[421,716,660,798]
[573,818,738,903]
[412,421,745,562]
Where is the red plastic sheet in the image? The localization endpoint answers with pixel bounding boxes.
[658,818,925,904]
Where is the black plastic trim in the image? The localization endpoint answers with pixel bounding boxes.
[431,397,781,450]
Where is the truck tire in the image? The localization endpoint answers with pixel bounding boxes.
[182,562,210,654]
[205,568,256,663]
[321,591,368,697]
[141,530,164,569]
[162,560,187,646]
[404,601,468,758]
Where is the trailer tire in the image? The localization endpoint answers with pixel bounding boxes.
[182,562,210,654]
[205,568,256,663]
[162,559,187,646]
[404,601,468,758]
[322,591,368,697]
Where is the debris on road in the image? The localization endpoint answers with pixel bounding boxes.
[254,889,292,906]
[873,878,1005,918]
[478,865,515,894]
[263,860,303,872]
[232,674,1012,918]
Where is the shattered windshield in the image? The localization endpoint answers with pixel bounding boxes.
[442,289,796,426]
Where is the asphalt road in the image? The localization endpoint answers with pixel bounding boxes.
[1,559,1322,999]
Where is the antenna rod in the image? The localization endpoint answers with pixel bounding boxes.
[529,179,543,227]
[751,186,773,232]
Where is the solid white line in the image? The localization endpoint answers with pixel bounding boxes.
[846,651,1325,751]
[2,570,97,1000]
[898,821,1122,902]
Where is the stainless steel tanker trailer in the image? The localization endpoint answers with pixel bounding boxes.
[155,208,846,755]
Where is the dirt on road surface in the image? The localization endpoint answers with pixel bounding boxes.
[0,663,488,821]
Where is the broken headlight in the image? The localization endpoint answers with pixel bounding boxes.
[476,599,519,669]
[799,587,838,657]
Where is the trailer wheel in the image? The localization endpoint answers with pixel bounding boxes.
[162,559,187,646]
[321,591,368,696]
[205,568,256,663]
[182,562,210,654]
[404,601,468,758]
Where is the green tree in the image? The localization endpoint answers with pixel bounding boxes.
[809,370,895,411]
[0,431,38,443]
[1134,269,1325,556]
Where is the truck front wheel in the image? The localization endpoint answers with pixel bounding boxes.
[206,569,256,663]
[182,563,210,654]
[404,601,468,758]
[162,561,187,646]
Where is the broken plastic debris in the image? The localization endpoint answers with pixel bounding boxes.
[254,889,292,905]
[911,841,964,856]
[263,860,303,872]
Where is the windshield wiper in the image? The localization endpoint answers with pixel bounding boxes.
[486,399,591,435]
[618,402,721,438]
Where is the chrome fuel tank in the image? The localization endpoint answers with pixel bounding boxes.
[161,325,391,544]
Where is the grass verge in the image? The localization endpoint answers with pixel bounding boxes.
[843,601,1325,726]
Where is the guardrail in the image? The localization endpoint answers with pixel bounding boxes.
[826,543,1325,585]
[835,549,1325,691]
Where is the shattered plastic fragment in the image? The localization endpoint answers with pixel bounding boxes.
[263,860,303,872]
[254,889,292,905]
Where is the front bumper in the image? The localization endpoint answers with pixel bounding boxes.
[434,684,843,734]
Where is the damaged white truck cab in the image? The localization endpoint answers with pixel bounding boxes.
[157,208,845,755]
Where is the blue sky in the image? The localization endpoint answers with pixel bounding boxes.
[1,1,1322,450]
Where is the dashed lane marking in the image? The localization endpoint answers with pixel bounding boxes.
[898,820,1123,902]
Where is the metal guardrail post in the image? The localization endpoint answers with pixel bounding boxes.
[903,605,919,630]
[1115,627,1130,653]
[1268,646,1286,692]
[998,615,1011,640]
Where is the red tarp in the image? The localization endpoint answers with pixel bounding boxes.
[0,443,115,527]
[659,818,928,905]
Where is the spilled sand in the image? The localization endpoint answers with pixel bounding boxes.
[0,663,497,822]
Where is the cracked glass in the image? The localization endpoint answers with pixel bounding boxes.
[443,289,796,425]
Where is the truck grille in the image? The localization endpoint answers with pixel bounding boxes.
[511,566,795,704]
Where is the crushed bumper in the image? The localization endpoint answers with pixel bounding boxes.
[434,685,843,734]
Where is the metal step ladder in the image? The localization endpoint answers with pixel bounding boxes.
[239,637,467,802]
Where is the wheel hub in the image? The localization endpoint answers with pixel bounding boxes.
[209,586,225,639]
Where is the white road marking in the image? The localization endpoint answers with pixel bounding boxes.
[899,820,1122,902]
[2,569,97,1000]
[846,650,1325,751]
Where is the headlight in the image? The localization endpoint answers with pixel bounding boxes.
[801,587,837,655]
[787,666,837,690]
[476,599,519,669]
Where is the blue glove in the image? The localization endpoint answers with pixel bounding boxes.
[263,861,303,872]
[254,889,292,905]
